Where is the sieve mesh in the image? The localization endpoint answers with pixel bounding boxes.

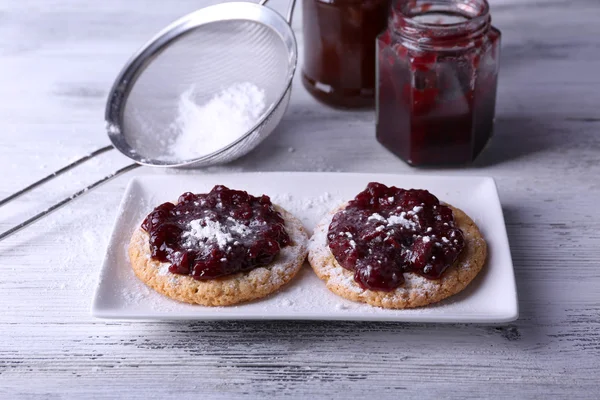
[117,6,295,165]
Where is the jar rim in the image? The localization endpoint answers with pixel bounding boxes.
[392,0,489,29]
[390,0,491,48]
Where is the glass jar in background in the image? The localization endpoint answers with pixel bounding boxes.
[376,0,501,166]
[302,0,391,108]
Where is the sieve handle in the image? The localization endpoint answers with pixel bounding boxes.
[259,0,297,24]
[0,163,141,242]
[0,145,114,207]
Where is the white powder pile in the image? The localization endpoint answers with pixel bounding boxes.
[367,210,420,232]
[182,217,251,251]
[386,212,417,229]
[167,82,266,160]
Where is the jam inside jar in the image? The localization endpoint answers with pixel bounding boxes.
[376,0,501,166]
[302,0,391,108]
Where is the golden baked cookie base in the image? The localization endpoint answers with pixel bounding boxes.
[308,204,487,309]
[129,205,308,306]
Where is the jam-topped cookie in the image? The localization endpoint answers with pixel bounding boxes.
[308,182,487,309]
[129,185,308,306]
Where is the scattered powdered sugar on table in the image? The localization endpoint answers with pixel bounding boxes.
[166,82,266,160]
[120,284,152,305]
[117,273,179,313]
[270,191,345,228]
[278,298,294,307]
[18,194,120,317]
[262,267,364,312]
[293,153,341,173]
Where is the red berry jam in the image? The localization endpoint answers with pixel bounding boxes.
[327,182,465,291]
[302,0,391,108]
[141,185,290,280]
[376,0,501,166]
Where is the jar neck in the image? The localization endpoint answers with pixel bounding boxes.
[390,0,491,50]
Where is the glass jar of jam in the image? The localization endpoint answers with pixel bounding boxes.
[376,0,501,166]
[302,0,391,108]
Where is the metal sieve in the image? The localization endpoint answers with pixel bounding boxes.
[0,0,298,241]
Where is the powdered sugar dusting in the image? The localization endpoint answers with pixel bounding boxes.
[270,192,345,228]
[386,212,417,229]
[367,204,424,230]
[368,213,386,222]
[182,217,250,251]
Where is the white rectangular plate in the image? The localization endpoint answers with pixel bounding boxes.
[92,172,518,323]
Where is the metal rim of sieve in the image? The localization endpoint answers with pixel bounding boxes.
[105,1,298,168]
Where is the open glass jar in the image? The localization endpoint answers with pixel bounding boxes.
[376,0,501,166]
[302,0,391,108]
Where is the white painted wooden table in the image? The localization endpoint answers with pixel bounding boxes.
[1,0,599,398]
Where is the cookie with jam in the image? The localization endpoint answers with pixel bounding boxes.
[129,185,308,306]
[308,182,487,309]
